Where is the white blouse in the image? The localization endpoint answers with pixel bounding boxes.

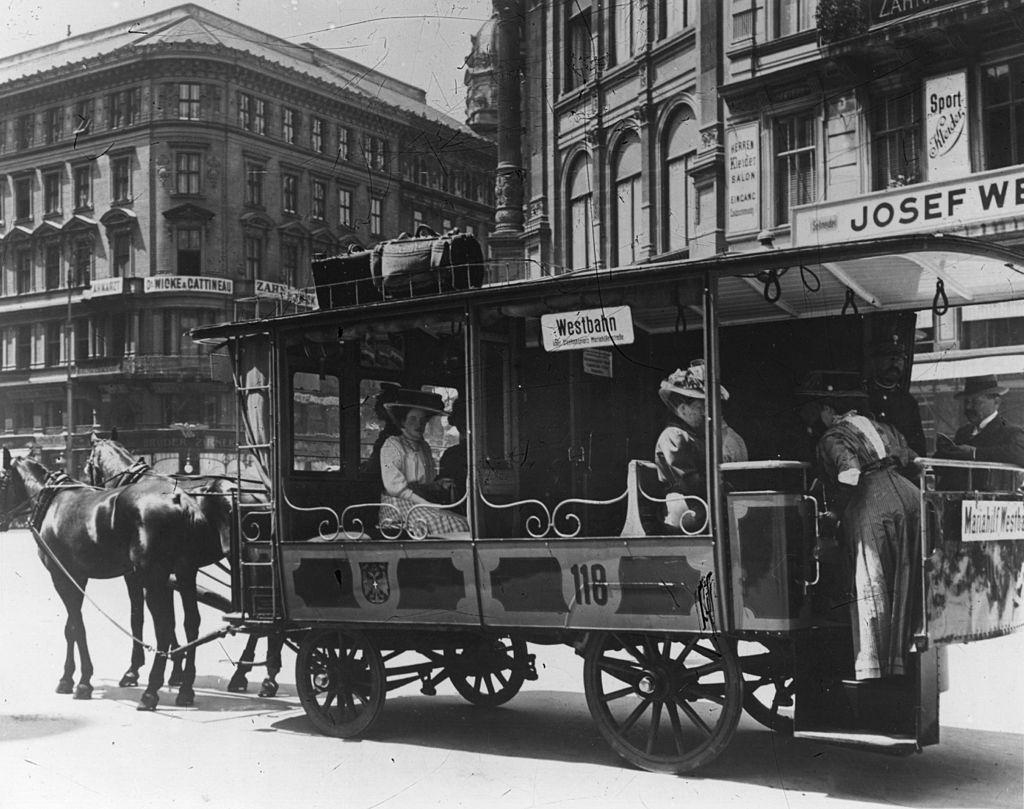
[380,435,436,497]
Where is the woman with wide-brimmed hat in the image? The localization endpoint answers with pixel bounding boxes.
[798,371,918,681]
[654,360,747,533]
[378,388,470,536]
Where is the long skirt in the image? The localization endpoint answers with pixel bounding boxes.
[842,468,919,679]
[380,493,470,538]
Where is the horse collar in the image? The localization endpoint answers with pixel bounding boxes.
[122,460,151,485]
[30,471,85,533]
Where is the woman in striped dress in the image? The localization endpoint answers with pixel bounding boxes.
[379,389,470,537]
[804,374,919,680]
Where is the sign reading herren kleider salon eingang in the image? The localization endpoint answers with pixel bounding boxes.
[791,164,1024,246]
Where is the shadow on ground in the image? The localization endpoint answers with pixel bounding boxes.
[0,713,88,743]
[93,674,296,714]
[270,689,1022,809]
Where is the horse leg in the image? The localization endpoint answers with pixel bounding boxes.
[258,632,284,698]
[174,572,201,707]
[50,569,93,699]
[167,595,185,688]
[137,578,174,711]
[119,573,145,688]
[227,633,259,692]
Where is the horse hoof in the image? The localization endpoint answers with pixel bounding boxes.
[226,676,249,693]
[175,689,195,707]
[136,691,160,711]
[55,679,74,695]
[73,683,93,700]
[258,679,279,698]
[119,672,140,688]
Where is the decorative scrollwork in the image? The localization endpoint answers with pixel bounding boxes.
[282,489,342,541]
[477,490,553,538]
[550,491,629,538]
[636,482,711,537]
[342,502,404,540]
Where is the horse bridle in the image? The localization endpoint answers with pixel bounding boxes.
[0,466,35,530]
[85,443,151,488]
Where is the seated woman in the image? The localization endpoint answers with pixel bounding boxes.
[379,388,470,537]
[655,360,747,533]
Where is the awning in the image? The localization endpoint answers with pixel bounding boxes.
[912,354,1024,383]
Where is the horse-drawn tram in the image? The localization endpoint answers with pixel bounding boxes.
[81,234,1024,772]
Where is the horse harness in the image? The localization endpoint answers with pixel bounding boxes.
[30,470,87,533]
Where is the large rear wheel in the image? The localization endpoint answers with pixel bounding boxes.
[295,628,385,738]
[584,632,742,774]
[738,638,795,735]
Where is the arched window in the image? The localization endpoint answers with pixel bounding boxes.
[612,133,642,267]
[663,109,696,253]
[567,154,593,270]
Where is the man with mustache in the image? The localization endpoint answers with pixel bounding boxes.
[866,333,926,456]
[935,375,1024,490]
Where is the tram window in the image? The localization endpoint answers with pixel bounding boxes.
[292,371,341,471]
[475,277,710,539]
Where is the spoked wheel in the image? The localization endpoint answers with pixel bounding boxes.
[295,628,385,738]
[448,636,529,707]
[738,638,795,735]
[584,632,743,774]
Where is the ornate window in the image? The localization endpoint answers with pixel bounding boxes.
[43,171,61,215]
[370,197,383,235]
[611,1,641,67]
[178,83,201,120]
[773,111,817,225]
[613,132,643,267]
[108,88,140,129]
[282,173,298,215]
[658,0,693,37]
[338,127,350,160]
[778,0,818,37]
[872,90,921,190]
[245,234,263,280]
[73,165,92,209]
[73,99,94,136]
[175,153,201,195]
[283,108,298,144]
[565,1,593,91]
[983,56,1024,170]
[663,109,696,252]
[15,246,32,294]
[245,162,264,207]
[176,227,201,275]
[567,153,594,270]
[14,176,32,220]
[312,118,324,153]
[111,155,132,203]
[312,180,326,220]
[15,113,34,150]
[71,237,92,287]
[338,187,352,227]
[44,242,61,289]
[45,322,62,367]
[44,107,63,144]
[16,325,32,369]
[111,232,132,277]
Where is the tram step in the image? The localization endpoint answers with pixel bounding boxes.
[793,730,918,755]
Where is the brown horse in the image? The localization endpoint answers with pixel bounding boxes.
[84,434,284,697]
[0,449,208,710]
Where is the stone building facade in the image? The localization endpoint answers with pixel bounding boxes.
[0,3,494,474]
[468,0,1024,443]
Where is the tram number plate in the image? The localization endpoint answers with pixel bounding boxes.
[571,563,609,606]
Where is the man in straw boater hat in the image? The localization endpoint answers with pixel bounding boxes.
[796,371,918,681]
[379,388,470,536]
[866,332,926,456]
[654,360,747,533]
[934,374,1024,491]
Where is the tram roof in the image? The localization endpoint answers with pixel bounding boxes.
[192,233,1024,343]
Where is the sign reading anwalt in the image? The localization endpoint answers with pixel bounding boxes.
[144,276,233,294]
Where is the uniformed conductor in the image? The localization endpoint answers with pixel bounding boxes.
[866,333,926,456]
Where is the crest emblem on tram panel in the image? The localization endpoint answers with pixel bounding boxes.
[360,562,391,605]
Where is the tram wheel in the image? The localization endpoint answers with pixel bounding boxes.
[583,632,742,774]
[738,638,795,736]
[295,627,385,738]
[448,637,528,707]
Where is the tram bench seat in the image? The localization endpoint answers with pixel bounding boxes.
[620,460,664,537]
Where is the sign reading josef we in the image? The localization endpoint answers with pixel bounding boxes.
[541,306,634,352]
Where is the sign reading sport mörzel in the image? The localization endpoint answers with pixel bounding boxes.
[792,164,1024,246]
[541,306,635,352]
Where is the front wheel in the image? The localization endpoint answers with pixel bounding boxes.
[583,632,742,774]
[448,637,529,707]
[295,628,385,738]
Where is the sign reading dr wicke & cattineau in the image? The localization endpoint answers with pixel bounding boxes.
[792,165,1024,246]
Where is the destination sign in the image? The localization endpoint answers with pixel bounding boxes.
[540,306,634,353]
[961,499,1024,542]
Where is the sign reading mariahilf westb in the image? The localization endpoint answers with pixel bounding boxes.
[961,499,1024,542]
[792,164,1024,245]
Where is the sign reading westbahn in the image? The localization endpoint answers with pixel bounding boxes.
[541,306,635,353]
[792,164,1024,246]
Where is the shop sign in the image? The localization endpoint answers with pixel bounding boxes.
[541,306,634,352]
[255,279,317,308]
[725,122,760,235]
[869,0,958,25]
[84,277,126,298]
[144,276,233,295]
[792,164,1024,245]
[961,500,1024,542]
[925,71,969,181]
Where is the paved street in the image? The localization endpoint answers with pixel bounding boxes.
[1,527,1021,809]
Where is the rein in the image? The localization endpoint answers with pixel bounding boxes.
[30,470,87,532]
[90,457,152,488]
